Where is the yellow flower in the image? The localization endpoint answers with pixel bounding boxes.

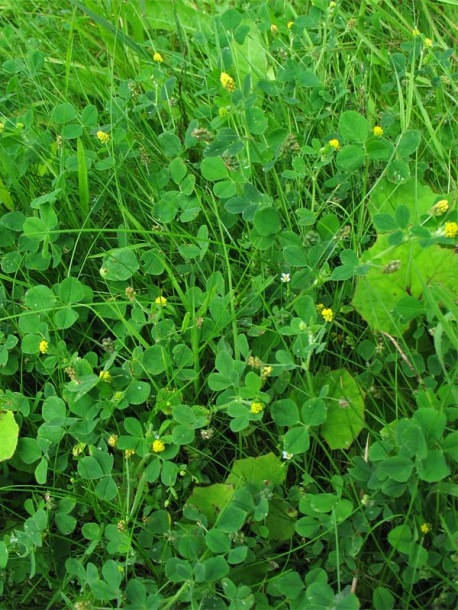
[412,28,421,37]
[124,449,135,459]
[107,434,119,447]
[39,340,49,354]
[220,72,236,93]
[287,21,294,29]
[420,522,431,534]
[431,199,449,215]
[328,138,340,150]
[250,401,264,414]
[152,439,165,453]
[316,303,325,313]
[0,122,4,134]
[155,296,167,307]
[153,52,164,63]
[373,125,384,137]
[444,222,458,238]
[99,370,112,383]
[329,1,337,8]
[321,308,334,323]
[424,38,433,48]
[261,365,273,379]
[218,107,229,117]
[96,130,110,144]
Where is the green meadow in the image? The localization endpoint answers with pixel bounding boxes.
[0,0,457,608]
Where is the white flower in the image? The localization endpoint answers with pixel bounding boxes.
[280,273,291,283]
[282,451,293,460]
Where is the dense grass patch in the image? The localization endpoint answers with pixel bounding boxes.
[0,1,457,608]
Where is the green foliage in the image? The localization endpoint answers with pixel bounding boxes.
[0,0,457,608]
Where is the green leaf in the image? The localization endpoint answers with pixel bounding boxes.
[0,541,8,569]
[100,248,139,281]
[186,484,235,521]
[158,132,182,157]
[338,110,369,143]
[200,556,229,582]
[225,453,286,487]
[246,107,267,135]
[52,102,78,124]
[24,285,56,311]
[283,427,310,454]
[217,505,247,533]
[140,248,165,275]
[58,277,85,304]
[301,398,327,426]
[78,456,104,479]
[16,437,41,464]
[205,529,231,554]
[81,104,98,127]
[124,381,151,405]
[165,558,192,583]
[416,450,450,483]
[0,411,19,461]
[142,345,168,375]
[319,369,365,450]
[378,455,414,482]
[386,158,410,184]
[397,130,421,157]
[296,71,321,87]
[253,207,281,236]
[373,587,395,610]
[388,524,412,553]
[271,399,299,426]
[201,157,229,181]
[336,145,365,170]
[55,307,79,330]
[168,157,187,184]
[62,124,83,139]
[394,296,424,322]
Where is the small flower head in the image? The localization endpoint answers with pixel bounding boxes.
[39,339,49,354]
[373,125,384,137]
[96,130,110,144]
[424,38,433,48]
[152,439,165,453]
[107,434,119,447]
[153,52,164,63]
[328,138,340,151]
[99,370,112,383]
[270,24,278,35]
[220,72,236,93]
[444,222,458,238]
[261,365,273,379]
[155,296,167,307]
[329,1,337,9]
[412,28,421,37]
[280,272,291,283]
[420,522,431,534]
[124,449,135,459]
[218,106,230,117]
[383,260,401,274]
[282,451,293,460]
[250,401,264,414]
[431,199,449,215]
[287,21,294,29]
[321,308,334,323]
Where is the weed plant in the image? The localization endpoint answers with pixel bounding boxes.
[0,1,457,609]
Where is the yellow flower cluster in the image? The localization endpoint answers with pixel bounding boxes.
[155,296,167,307]
[107,434,119,447]
[373,125,384,137]
[321,308,334,323]
[99,370,112,383]
[96,130,110,144]
[152,439,165,453]
[424,38,433,48]
[153,52,164,63]
[328,138,340,150]
[220,72,236,93]
[420,522,431,534]
[444,222,458,238]
[431,199,449,215]
[250,401,264,414]
[39,339,49,354]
